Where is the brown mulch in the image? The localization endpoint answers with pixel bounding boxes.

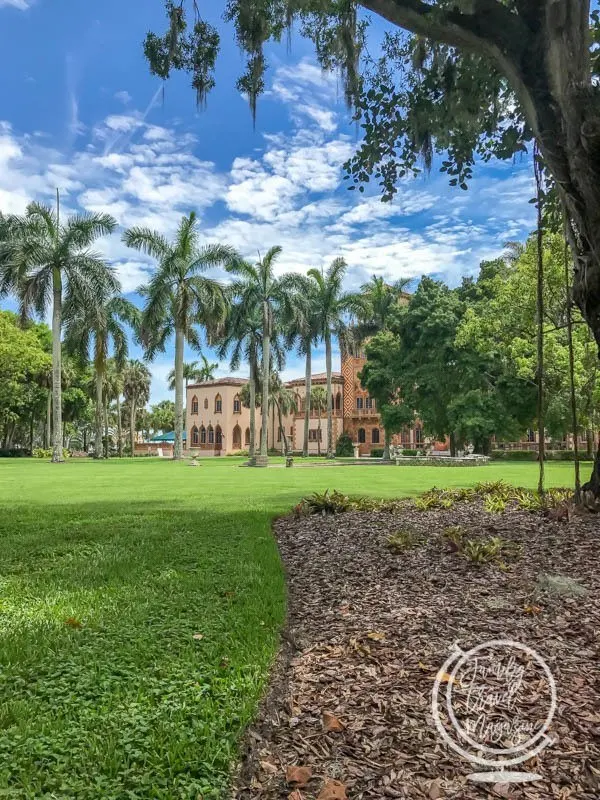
[233,498,600,800]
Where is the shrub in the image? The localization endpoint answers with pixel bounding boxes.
[387,528,419,552]
[33,448,52,459]
[402,448,418,456]
[443,525,466,550]
[335,433,354,457]
[0,448,30,458]
[303,489,352,515]
[370,448,384,458]
[462,537,504,564]
[483,494,507,514]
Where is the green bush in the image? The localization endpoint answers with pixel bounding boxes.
[335,433,354,457]
[492,449,536,461]
[0,448,30,458]
[371,448,384,458]
[32,448,71,460]
[402,448,419,456]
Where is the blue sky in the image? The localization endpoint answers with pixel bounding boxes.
[0,0,536,403]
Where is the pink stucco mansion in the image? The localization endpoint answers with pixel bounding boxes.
[185,351,425,456]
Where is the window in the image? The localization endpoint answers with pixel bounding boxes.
[308,429,322,442]
[372,428,380,444]
[358,428,366,443]
[527,429,536,443]
[200,426,206,444]
[356,397,363,410]
[191,426,199,445]
[415,426,423,444]
[232,425,241,448]
[191,396,198,414]
[204,398,208,410]
[233,395,241,413]
[215,394,222,413]
[365,397,373,409]
[277,428,282,442]
[215,426,222,445]
[335,392,341,411]
[244,427,250,445]
[401,428,410,445]
[208,425,214,444]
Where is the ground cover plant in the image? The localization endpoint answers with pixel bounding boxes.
[0,458,579,798]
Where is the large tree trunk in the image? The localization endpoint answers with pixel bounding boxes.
[383,428,391,461]
[258,301,270,464]
[277,401,288,455]
[117,393,123,458]
[173,326,184,460]
[325,330,334,459]
[94,370,104,459]
[51,269,63,463]
[303,345,311,458]
[104,393,110,459]
[45,389,51,449]
[248,353,256,462]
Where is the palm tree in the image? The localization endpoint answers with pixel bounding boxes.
[167,354,219,389]
[226,247,292,466]
[269,373,298,455]
[122,359,151,457]
[104,361,125,458]
[123,212,231,460]
[310,385,327,457]
[356,275,412,335]
[309,258,357,459]
[280,274,321,457]
[64,293,139,459]
[217,302,262,461]
[0,200,117,461]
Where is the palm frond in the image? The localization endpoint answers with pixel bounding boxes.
[122,227,172,261]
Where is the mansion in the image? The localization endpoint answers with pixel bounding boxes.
[185,352,425,456]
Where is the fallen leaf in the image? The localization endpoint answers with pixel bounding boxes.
[317,779,347,800]
[322,710,345,732]
[288,792,304,800]
[64,617,82,628]
[286,766,312,787]
[429,777,444,799]
[260,760,278,775]
[192,633,204,640]
[418,661,434,672]
[367,631,386,641]
[492,784,511,798]
[433,671,460,686]
[523,604,542,615]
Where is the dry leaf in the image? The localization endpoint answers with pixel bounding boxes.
[322,710,345,732]
[64,617,82,628]
[418,661,434,672]
[259,760,278,775]
[286,766,312,787]
[524,604,543,615]
[367,631,386,641]
[492,784,511,798]
[429,777,444,799]
[317,779,347,800]
[192,632,204,640]
[433,671,460,686]
[288,792,304,800]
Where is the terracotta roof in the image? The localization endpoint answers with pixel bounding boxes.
[285,372,343,387]
[187,377,248,389]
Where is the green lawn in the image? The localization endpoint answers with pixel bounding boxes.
[0,458,577,799]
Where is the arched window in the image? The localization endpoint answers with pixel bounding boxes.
[214,394,222,413]
[527,429,536,442]
[200,425,206,444]
[365,396,373,410]
[372,428,380,444]
[208,425,214,444]
[233,394,241,413]
[244,427,250,445]
[204,398,208,410]
[356,397,363,410]
[358,428,366,443]
[401,428,410,445]
[215,425,222,446]
[232,425,242,448]
[415,426,423,444]
[191,396,198,414]
[191,425,199,445]
[335,391,341,411]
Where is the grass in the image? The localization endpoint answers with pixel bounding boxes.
[0,457,578,799]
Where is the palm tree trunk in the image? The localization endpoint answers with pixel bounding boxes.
[94,370,103,459]
[303,345,311,458]
[277,401,288,455]
[104,393,110,459]
[249,354,256,462]
[173,325,184,460]
[29,410,35,452]
[51,268,64,463]
[535,152,545,497]
[317,413,321,457]
[130,401,136,459]
[325,330,333,459]
[117,393,123,458]
[45,389,51,449]
[258,302,270,463]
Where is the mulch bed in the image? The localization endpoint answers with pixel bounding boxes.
[233,494,600,800]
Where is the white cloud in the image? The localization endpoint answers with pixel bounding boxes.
[114,90,132,105]
[0,0,30,8]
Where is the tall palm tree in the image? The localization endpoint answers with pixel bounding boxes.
[280,274,321,457]
[64,293,139,459]
[226,247,292,466]
[167,354,219,389]
[309,258,357,459]
[356,275,412,335]
[0,200,117,461]
[104,361,125,458]
[268,372,298,455]
[123,212,231,460]
[122,359,151,457]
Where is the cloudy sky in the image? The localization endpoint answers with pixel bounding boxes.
[0,0,535,402]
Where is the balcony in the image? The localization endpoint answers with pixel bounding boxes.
[351,407,379,418]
